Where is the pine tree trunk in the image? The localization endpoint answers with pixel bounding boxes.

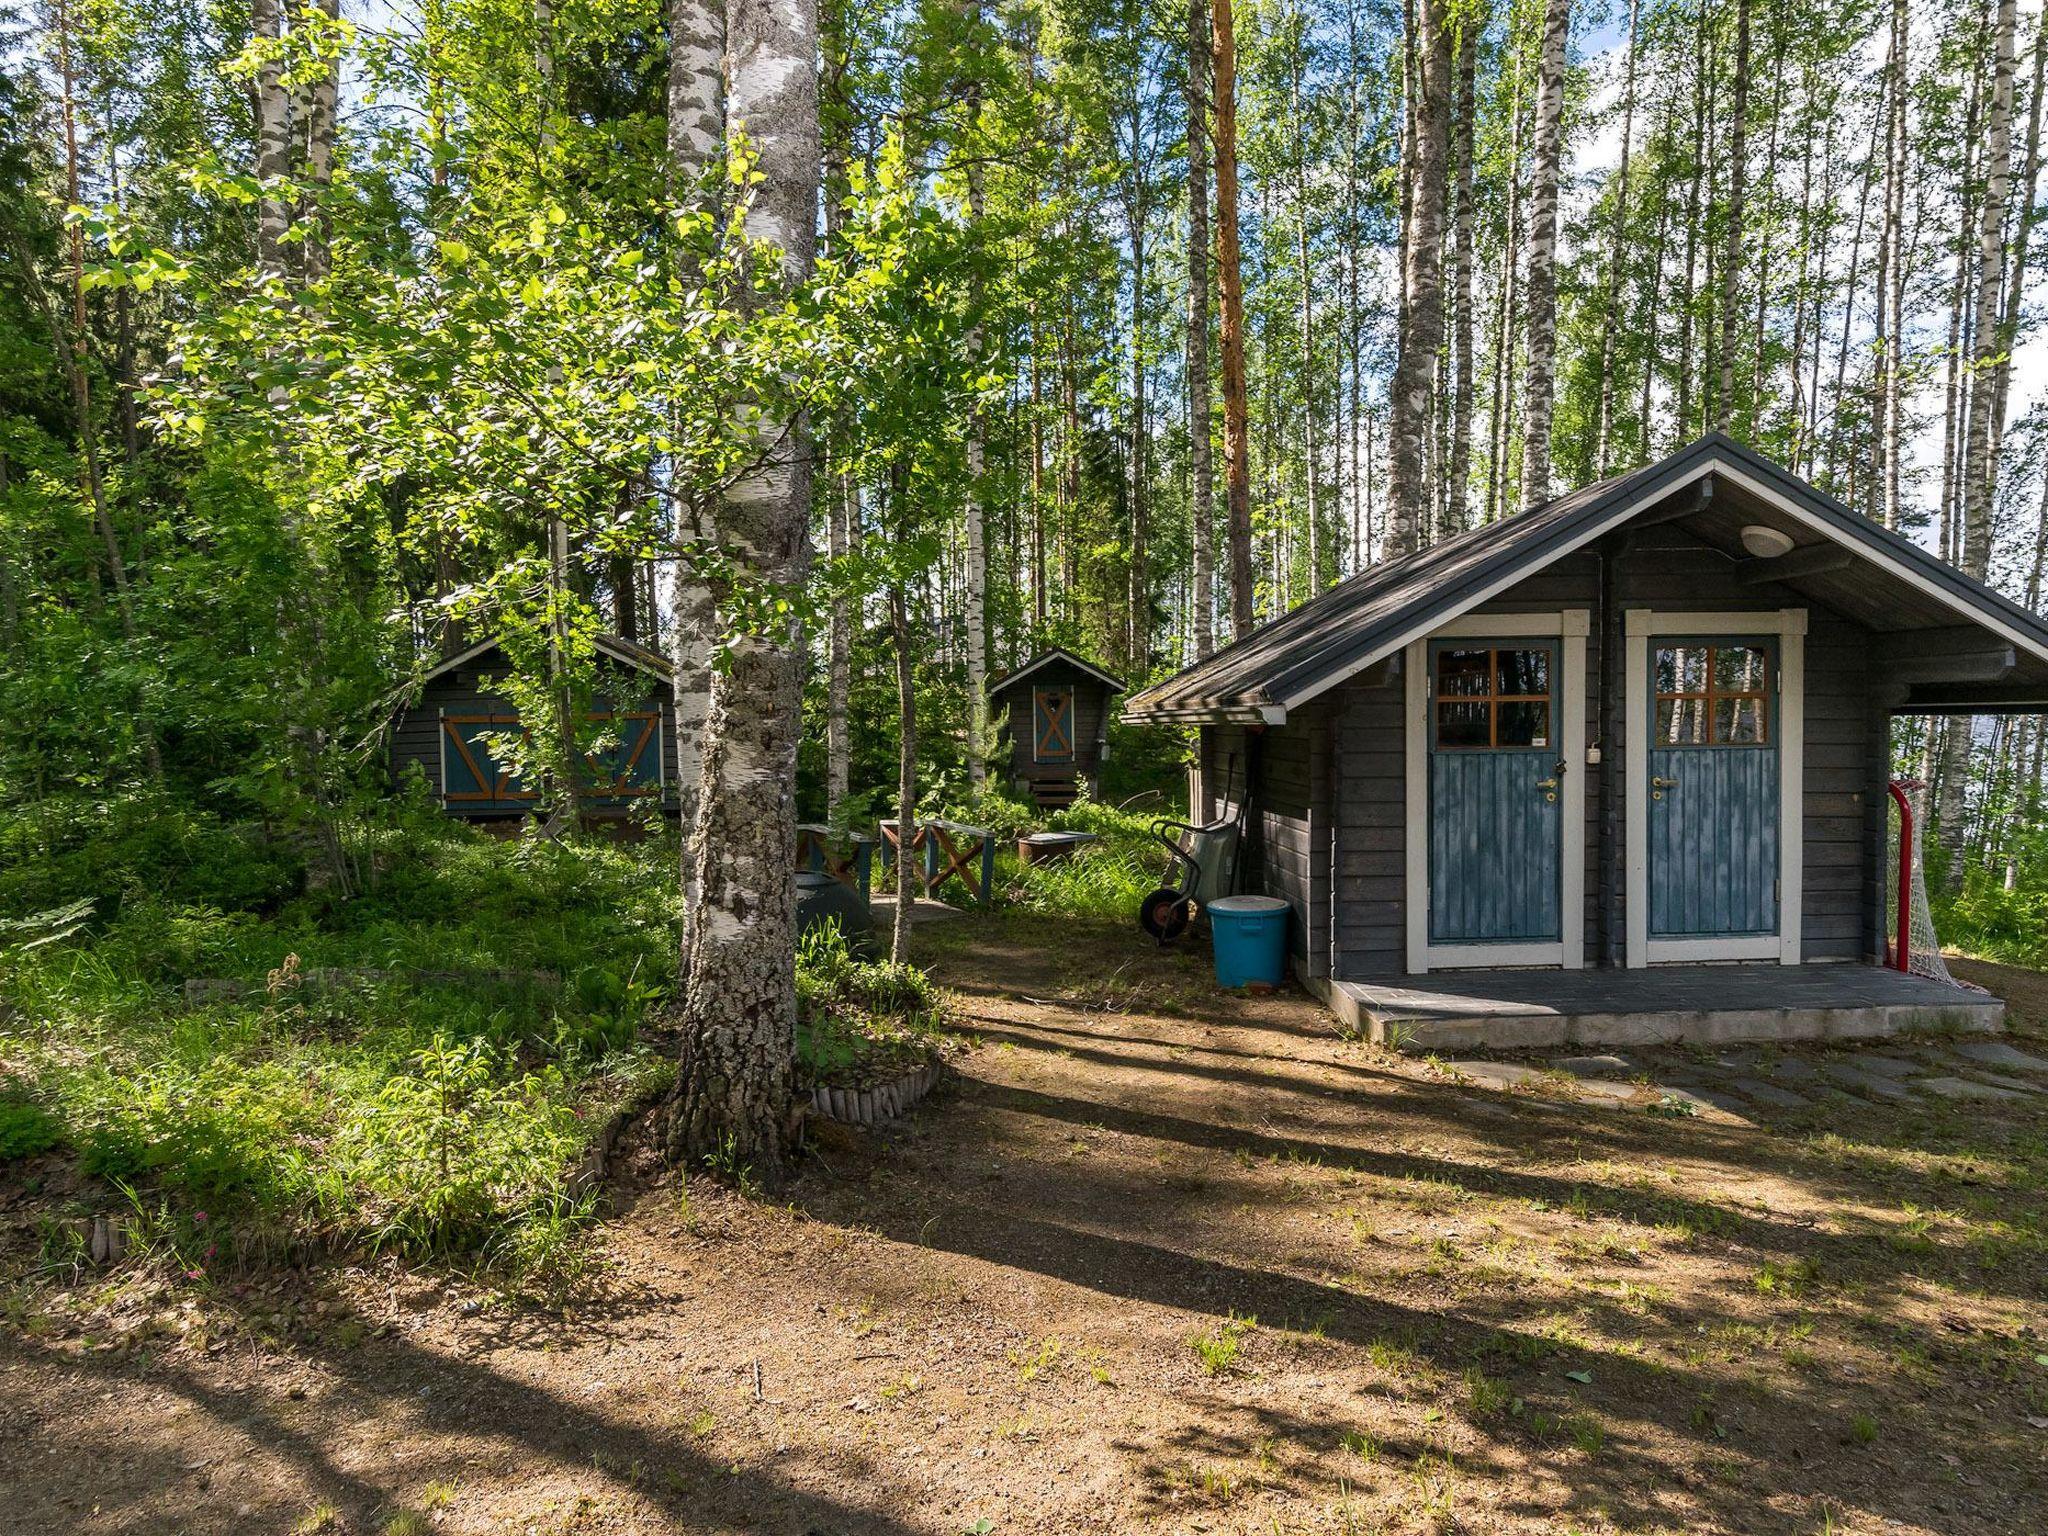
[1212,0,1255,636]
[667,0,819,1175]
[1387,0,1452,556]
[1293,65,1319,586]
[888,462,916,964]
[1519,0,1569,510]
[1187,0,1215,659]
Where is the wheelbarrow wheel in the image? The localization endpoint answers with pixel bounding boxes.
[1140,887,1194,944]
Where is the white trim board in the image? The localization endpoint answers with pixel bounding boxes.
[1404,610,1589,975]
[1624,607,1804,969]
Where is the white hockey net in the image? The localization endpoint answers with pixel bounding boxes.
[1888,785,1955,986]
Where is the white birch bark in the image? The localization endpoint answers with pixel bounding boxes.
[1187,0,1215,658]
[251,0,291,280]
[1386,0,1451,556]
[666,0,725,945]
[668,0,819,1172]
[1518,0,1569,511]
[1962,0,2016,584]
[1715,0,1750,433]
[302,0,339,283]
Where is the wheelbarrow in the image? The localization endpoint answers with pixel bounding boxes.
[1138,816,1242,943]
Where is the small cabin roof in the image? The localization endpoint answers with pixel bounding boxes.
[989,647,1126,697]
[1125,434,2048,724]
[419,631,673,687]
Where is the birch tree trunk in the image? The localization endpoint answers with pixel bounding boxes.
[1212,0,1255,637]
[666,0,725,943]
[1386,0,1451,556]
[959,0,990,785]
[1518,0,1569,511]
[251,0,291,280]
[302,0,339,283]
[666,0,819,1174]
[1594,0,1639,474]
[1187,0,1215,659]
[1961,0,2017,584]
[1991,21,2047,464]
[1715,0,1751,433]
[1876,0,1907,530]
[1946,0,2017,880]
[1446,11,1477,530]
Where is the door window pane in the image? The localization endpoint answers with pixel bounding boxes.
[1496,649,1549,696]
[1436,700,1490,747]
[1433,645,1554,749]
[1654,642,1771,747]
[1655,645,1709,694]
[1714,696,1768,744]
[1436,649,1492,696]
[1497,701,1551,747]
[1713,646,1769,692]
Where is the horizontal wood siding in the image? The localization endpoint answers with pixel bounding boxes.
[1332,667,1405,978]
[1203,715,1330,979]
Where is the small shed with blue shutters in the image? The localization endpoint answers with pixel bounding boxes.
[390,632,679,822]
[988,647,1125,810]
[1123,436,2048,1044]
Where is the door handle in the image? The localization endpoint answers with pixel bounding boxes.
[1651,775,1679,788]
[1536,778,1559,790]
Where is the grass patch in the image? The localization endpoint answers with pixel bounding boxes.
[1191,1311,1257,1375]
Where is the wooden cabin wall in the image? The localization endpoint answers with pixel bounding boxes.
[1201,713,1332,981]
[391,652,679,810]
[1326,524,1878,978]
[995,661,1108,781]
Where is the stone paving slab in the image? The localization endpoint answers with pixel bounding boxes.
[1820,1062,1919,1101]
[1762,1058,1822,1082]
[1955,1069,2046,1095]
[1914,1075,2024,1101]
[1650,1082,1746,1120]
[1948,1040,2048,1072]
[1552,1054,1638,1078]
[1447,1061,1540,1091]
[1844,1053,1923,1078]
[1573,1079,1643,1103]
[1729,1077,1811,1109]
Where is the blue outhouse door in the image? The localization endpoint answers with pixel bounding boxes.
[1427,640,1564,945]
[1647,639,1779,939]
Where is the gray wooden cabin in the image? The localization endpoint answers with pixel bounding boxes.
[391,633,680,820]
[1125,436,2048,1046]
[989,648,1125,809]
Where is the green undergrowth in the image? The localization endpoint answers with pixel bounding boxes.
[795,925,951,1087]
[916,787,1175,922]
[0,818,679,1295]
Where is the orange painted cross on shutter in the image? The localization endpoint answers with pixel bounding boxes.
[1033,688,1074,763]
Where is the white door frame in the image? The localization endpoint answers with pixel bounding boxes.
[1404,609,1589,974]
[1624,608,1805,968]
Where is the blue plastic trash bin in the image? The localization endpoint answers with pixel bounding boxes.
[1208,895,1291,989]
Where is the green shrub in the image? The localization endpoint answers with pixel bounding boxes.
[0,1097,62,1160]
[795,925,948,1085]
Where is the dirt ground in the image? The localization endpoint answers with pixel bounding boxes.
[5,918,2048,1535]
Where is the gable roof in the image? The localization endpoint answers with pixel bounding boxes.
[989,647,1126,697]
[1124,434,2048,723]
[420,631,673,687]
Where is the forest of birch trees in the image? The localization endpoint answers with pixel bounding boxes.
[7,0,2048,1113]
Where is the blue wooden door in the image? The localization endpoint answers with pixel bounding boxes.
[1647,639,1779,939]
[1427,640,1563,945]
[1033,688,1075,763]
